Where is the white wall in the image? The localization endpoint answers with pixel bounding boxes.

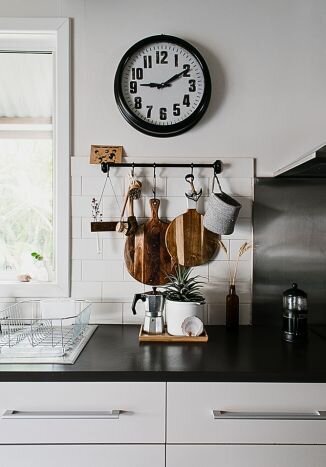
[1,0,325,175]
[1,0,325,323]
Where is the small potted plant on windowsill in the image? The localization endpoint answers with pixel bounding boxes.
[164,265,205,336]
[30,251,54,282]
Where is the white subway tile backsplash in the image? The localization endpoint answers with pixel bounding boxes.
[209,259,252,283]
[193,264,209,281]
[123,264,139,282]
[123,302,144,324]
[222,218,252,240]
[72,238,103,260]
[82,260,123,281]
[71,177,82,196]
[102,239,125,260]
[144,196,187,219]
[68,157,253,324]
[72,260,82,281]
[209,177,253,197]
[193,158,253,179]
[102,196,144,218]
[166,177,209,197]
[230,239,253,261]
[137,176,166,197]
[71,281,102,299]
[102,281,144,301]
[71,156,102,177]
[202,281,252,304]
[90,302,123,324]
[236,197,252,218]
[82,176,125,197]
[72,195,93,217]
[211,239,230,261]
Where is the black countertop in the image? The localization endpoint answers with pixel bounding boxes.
[0,325,326,382]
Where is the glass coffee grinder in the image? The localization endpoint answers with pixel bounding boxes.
[282,283,308,343]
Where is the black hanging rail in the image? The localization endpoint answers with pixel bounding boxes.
[101,159,222,174]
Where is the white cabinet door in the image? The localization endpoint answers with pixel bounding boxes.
[0,382,165,444]
[167,382,326,444]
[167,445,326,467]
[0,445,165,467]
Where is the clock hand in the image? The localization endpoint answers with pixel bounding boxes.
[140,82,171,88]
[159,69,189,88]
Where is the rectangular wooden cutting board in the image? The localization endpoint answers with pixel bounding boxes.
[138,326,208,343]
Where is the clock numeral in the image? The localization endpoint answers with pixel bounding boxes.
[174,54,179,67]
[173,103,181,116]
[134,96,142,109]
[160,107,167,120]
[130,81,137,94]
[146,105,153,118]
[183,94,190,107]
[156,50,168,64]
[189,79,196,92]
[131,67,144,80]
[143,55,152,68]
[183,64,191,77]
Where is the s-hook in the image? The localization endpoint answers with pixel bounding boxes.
[185,172,202,201]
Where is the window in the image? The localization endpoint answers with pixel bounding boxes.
[0,18,70,297]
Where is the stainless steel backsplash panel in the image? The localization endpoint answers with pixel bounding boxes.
[253,178,326,325]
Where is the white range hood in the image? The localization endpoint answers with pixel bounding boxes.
[274,143,326,177]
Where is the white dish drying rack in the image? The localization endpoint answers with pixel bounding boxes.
[0,300,96,363]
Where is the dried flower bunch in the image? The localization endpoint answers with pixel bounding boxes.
[91,198,103,222]
[218,240,252,285]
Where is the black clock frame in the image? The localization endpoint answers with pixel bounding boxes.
[114,34,211,137]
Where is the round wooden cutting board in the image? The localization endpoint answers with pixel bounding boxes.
[124,198,175,286]
[165,199,219,267]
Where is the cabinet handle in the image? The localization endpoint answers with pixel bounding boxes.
[212,410,326,420]
[2,409,120,420]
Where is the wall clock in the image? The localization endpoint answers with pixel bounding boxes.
[114,34,211,137]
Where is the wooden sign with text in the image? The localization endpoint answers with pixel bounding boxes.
[90,145,123,164]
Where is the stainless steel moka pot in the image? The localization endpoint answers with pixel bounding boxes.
[132,288,165,334]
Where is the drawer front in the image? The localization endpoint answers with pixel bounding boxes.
[167,445,326,467]
[0,382,165,444]
[167,382,326,444]
[0,445,165,467]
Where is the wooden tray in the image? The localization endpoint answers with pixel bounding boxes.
[138,325,208,343]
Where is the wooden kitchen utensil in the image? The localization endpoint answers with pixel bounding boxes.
[125,198,175,285]
[125,196,138,236]
[165,196,219,267]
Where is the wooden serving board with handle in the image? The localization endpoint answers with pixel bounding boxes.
[125,198,175,286]
[165,197,219,267]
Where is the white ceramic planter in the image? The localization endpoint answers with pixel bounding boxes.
[165,300,205,336]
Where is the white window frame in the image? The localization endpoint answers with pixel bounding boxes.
[0,18,70,297]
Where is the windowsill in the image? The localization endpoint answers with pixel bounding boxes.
[0,280,54,284]
[0,280,69,298]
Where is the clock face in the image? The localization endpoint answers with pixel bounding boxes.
[114,35,211,137]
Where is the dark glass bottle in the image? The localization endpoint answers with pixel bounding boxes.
[226,284,239,328]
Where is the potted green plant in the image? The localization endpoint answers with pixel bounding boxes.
[164,265,205,336]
